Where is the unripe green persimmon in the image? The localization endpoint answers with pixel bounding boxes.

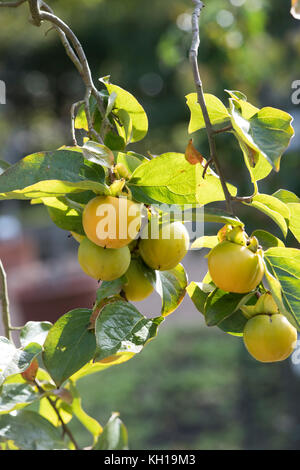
[123,258,154,301]
[78,237,130,281]
[208,240,264,293]
[139,222,189,271]
[243,314,297,363]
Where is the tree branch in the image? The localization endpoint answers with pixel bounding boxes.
[189,0,233,213]
[0,260,12,342]
[2,0,109,144]
[35,379,80,450]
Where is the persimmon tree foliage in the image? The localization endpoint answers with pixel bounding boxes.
[0,0,299,451]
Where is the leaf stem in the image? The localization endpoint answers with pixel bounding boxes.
[189,1,233,214]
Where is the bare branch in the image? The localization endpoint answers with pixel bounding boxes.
[189,1,233,213]
[28,0,41,26]
[0,0,26,7]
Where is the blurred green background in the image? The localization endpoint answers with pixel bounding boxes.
[0,0,300,450]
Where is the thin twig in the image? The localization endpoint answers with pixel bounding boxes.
[189,1,233,213]
[0,0,26,7]
[28,0,41,26]
[0,260,12,342]
[34,379,80,450]
[2,0,113,142]
[30,1,109,140]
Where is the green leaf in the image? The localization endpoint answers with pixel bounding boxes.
[229,99,294,175]
[0,410,66,450]
[273,189,300,204]
[251,229,284,251]
[191,235,219,250]
[155,264,187,316]
[272,190,300,242]
[82,141,114,168]
[104,131,126,152]
[96,278,126,303]
[0,339,42,386]
[69,356,134,383]
[186,282,249,336]
[94,300,164,361]
[244,194,290,237]
[0,149,108,200]
[102,79,148,144]
[114,151,146,175]
[0,383,38,414]
[20,321,52,348]
[186,281,214,314]
[93,413,128,450]
[69,382,102,445]
[43,309,96,387]
[203,208,243,226]
[204,289,254,327]
[225,90,259,118]
[129,152,236,206]
[186,93,231,133]
[264,247,300,330]
[74,95,102,134]
[42,196,85,235]
[286,203,300,243]
[216,311,249,337]
[37,396,72,428]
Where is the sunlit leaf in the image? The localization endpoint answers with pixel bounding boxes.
[0,339,42,386]
[101,78,148,144]
[0,410,66,450]
[155,264,187,316]
[0,149,108,200]
[0,383,39,414]
[186,93,231,133]
[129,152,236,206]
[43,309,96,387]
[94,300,163,361]
[264,247,300,330]
[244,194,290,237]
[93,413,128,450]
